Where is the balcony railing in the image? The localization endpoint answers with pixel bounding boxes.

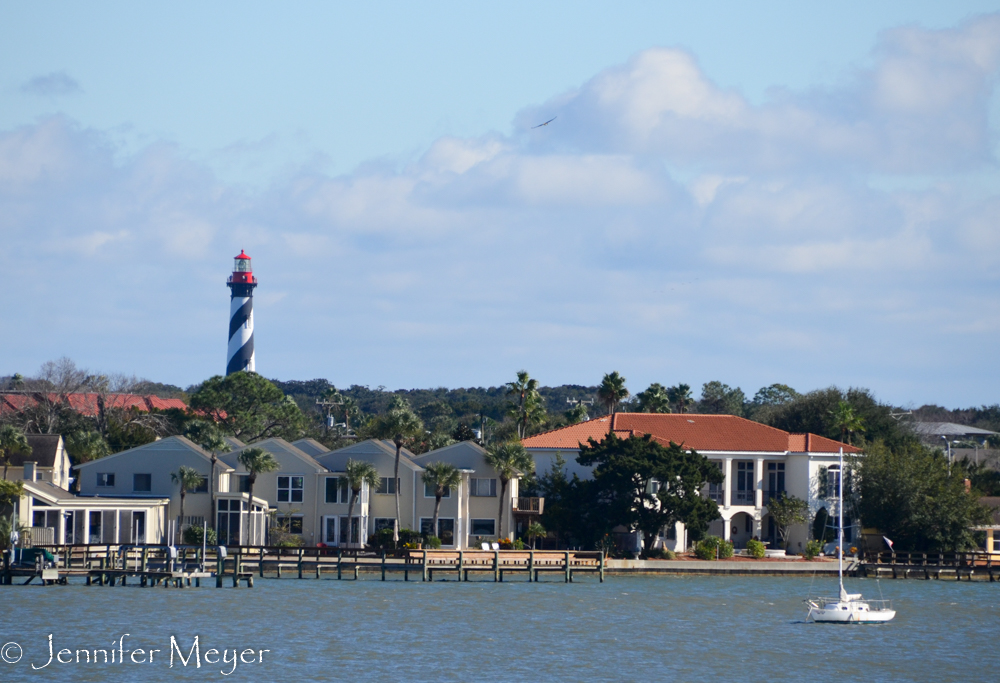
[707,489,724,503]
[732,490,755,505]
[513,497,544,515]
[763,490,786,504]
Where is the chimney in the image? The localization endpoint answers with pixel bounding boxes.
[23,461,37,482]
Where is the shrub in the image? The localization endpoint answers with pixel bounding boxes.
[424,535,442,549]
[183,525,218,546]
[804,540,822,560]
[746,539,766,559]
[695,536,721,560]
[643,547,676,560]
[695,535,733,560]
[398,528,422,545]
[368,528,396,550]
[513,538,525,550]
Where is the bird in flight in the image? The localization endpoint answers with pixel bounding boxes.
[531,116,557,129]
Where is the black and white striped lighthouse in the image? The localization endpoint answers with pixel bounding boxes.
[226,250,257,375]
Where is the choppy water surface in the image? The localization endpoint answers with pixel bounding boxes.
[1,574,996,681]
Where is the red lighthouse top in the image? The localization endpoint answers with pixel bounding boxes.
[229,250,256,285]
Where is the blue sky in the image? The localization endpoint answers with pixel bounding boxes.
[1,2,998,407]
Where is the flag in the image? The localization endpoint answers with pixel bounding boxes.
[883,536,894,550]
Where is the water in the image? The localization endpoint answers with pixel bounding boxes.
[1,575,996,681]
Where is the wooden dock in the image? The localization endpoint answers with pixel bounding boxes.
[859,551,1000,582]
[2,545,605,586]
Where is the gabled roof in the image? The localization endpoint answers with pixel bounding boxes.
[411,440,488,471]
[11,435,65,468]
[75,435,233,471]
[291,438,329,458]
[220,438,327,473]
[0,392,188,417]
[523,413,857,454]
[315,439,423,474]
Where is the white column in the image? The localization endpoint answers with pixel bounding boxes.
[83,509,90,545]
[722,514,731,542]
[723,458,733,510]
[754,457,765,509]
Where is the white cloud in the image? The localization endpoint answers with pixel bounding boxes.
[1,16,999,406]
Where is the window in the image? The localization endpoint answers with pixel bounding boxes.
[277,476,304,503]
[339,516,360,545]
[192,476,209,494]
[96,473,115,488]
[767,462,785,500]
[287,516,304,534]
[707,462,724,502]
[373,518,395,532]
[420,518,455,545]
[325,477,349,503]
[469,478,496,497]
[133,473,152,492]
[424,482,450,498]
[375,477,398,495]
[735,461,754,504]
[237,475,250,493]
[470,518,495,536]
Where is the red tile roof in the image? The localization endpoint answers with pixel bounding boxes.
[522,413,857,453]
[787,433,859,453]
[65,393,101,416]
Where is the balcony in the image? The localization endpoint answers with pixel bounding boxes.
[731,490,755,506]
[763,489,786,505]
[707,488,724,504]
[513,497,544,515]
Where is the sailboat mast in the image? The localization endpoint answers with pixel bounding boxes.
[838,447,844,592]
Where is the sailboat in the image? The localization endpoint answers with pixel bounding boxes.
[806,448,895,624]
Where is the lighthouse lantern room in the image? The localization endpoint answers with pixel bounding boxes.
[226,250,258,375]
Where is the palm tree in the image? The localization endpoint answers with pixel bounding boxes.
[185,421,232,531]
[830,401,865,445]
[597,371,629,417]
[526,521,546,549]
[343,459,379,548]
[64,430,109,493]
[365,403,423,541]
[667,383,694,414]
[506,370,542,438]
[237,447,280,546]
[636,383,671,413]
[0,425,31,481]
[484,441,534,540]
[421,462,461,540]
[171,465,204,543]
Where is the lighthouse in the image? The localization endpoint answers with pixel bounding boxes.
[226,250,257,375]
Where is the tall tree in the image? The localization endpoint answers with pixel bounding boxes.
[851,440,990,551]
[64,430,110,492]
[597,371,629,417]
[421,462,461,540]
[666,384,694,414]
[484,441,535,539]
[362,399,424,540]
[171,465,204,542]
[237,447,280,545]
[635,383,671,413]
[830,400,865,445]
[505,370,543,438]
[577,433,723,554]
[0,425,31,481]
[189,373,306,443]
[184,420,232,529]
[343,459,379,548]
[698,381,746,416]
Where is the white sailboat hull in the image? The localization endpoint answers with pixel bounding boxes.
[807,598,895,624]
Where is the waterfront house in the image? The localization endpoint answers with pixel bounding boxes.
[74,435,267,545]
[522,414,859,552]
[14,461,169,545]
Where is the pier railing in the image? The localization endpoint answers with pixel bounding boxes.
[859,550,998,581]
[4,544,605,585]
